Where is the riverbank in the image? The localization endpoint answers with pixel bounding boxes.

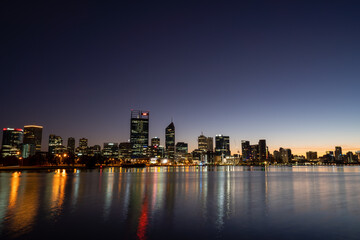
[1,163,360,171]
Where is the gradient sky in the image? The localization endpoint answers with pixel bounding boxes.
[1,0,360,155]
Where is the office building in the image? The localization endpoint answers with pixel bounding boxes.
[78,138,88,156]
[102,143,119,158]
[306,151,318,160]
[165,122,175,160]
[215,135,230,162]
[258,139,267,161]
[176,142,188,160]
[88,145,101,157]
[67,137,75,154]
[280,148,292,163]
[48,134,63,155]
[119,142,132,159]
[23,125,43,152]
[198,134,208,151]
[335,146,342,161]
[1,128,23,157]
[241,141,250,161]
[130,110,149,158]
[151,137,160,147]
[207,137,213,152]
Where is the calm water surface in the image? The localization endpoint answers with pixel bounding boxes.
[1,166,360,240]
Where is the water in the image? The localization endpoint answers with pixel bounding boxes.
[1,166,360,239]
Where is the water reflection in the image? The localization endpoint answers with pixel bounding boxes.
[1,166,360,239]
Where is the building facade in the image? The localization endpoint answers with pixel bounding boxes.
[130,110,149,158]
[165,122,175,160]
[215,135,230,162]
[48,134,63,155]
[23,125,43,152]
[1,128,23,157]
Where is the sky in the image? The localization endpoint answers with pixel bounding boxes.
[1,0,360,155]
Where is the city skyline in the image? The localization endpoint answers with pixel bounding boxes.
[1,116,359,157]
[1,1,360,156]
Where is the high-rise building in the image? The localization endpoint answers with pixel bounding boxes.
[102,143,119,158]
[215,135,230,161]
[77,138,88,156]
[130,110,149,158]
[151,137,160,147]
[335,146,342,161]
[258,139,267,161]
[280,148,292,163]
[48,134,63,155]
[88,145,101,157]
[67,137,75,154]
[198,134,207,151]
[197,134,214,163]
[165,122,175,160]
[241,141,250,161]
[176,142,188,156]
[207,137,213,152]
[119,142,132,160]
[306,151,318,160]
[23,125,43,152]
[1,128,23,157]
[79,138,88,149]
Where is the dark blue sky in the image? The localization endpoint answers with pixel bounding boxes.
[1,0,360,154]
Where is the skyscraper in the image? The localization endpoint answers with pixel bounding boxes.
[176,142,188,154]
[1,128,23,157]
[280,148,292,163]
[335,146,342,161]
[102,142,119,158]
[258,139,267,161]
[130,110,149,158]
[306,151,318,160]
[67,137,75,154]
[215,135,230,161]
[48,134,63,155]
[241,140,250,161]
[198,134,208,151]
[23,125,43,152]
[78,138,88,156]
[165,122,175,160]
[207,137,213,152]
[151,137,160,147]
[119,142,132,160]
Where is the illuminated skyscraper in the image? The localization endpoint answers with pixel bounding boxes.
[48,134,63,155]
[130,110,149,158]
[215,135,230,161]
[165,122,175,160]
[151,137,160,147]
[176,142,188,156]
[23,125,43,152]
[198,134,207,151]
[78,138,88,156]
[1,128,23,157]
[119,142,132,159]
[102,143,119,158]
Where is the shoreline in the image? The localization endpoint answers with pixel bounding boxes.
[1,164,360,171]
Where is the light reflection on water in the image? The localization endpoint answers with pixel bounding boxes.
[0,166,360,239]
